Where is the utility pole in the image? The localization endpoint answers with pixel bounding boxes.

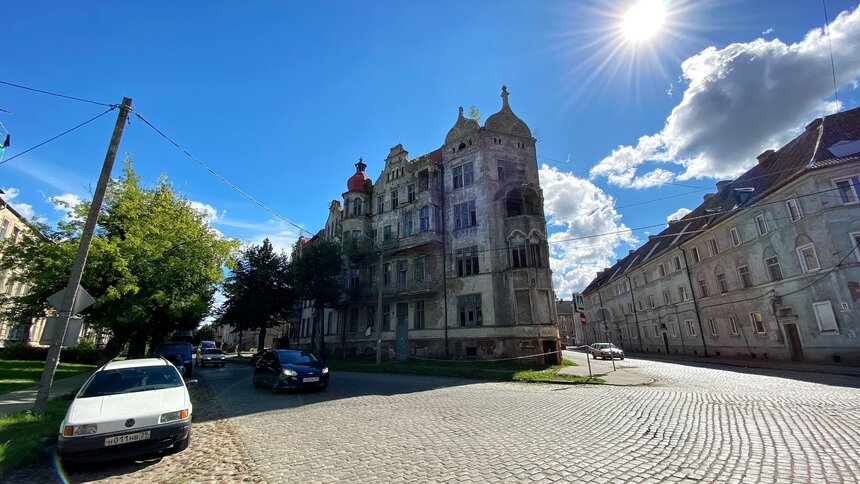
[33,97,131,416]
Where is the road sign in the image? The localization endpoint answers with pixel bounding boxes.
[47,285,95,315]
[39,317,84,347]
[580,313,587,326]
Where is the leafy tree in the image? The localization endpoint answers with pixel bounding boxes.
[468,105,481,123]
[0,161,238,359]
[217,238,295,351]
[289,239,342,357]
[193,323,217,345]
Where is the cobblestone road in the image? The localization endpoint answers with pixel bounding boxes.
[206,356,860,483]
[9,357,860,483]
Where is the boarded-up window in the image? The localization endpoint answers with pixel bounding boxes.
[516,290,532,324]
[812,301,839,333]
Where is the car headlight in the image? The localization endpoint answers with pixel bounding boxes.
[63,424,98,437]
[204,357,211,360]
[160,409,190,423]
[321,367,329,374]
[282,369,298,377]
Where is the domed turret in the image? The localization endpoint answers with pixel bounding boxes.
[484,86,531,138]
[347,158,372,192]
[444,106,480,145]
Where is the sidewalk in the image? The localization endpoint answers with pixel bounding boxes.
[626,352,860,378]
[0,371,93,417]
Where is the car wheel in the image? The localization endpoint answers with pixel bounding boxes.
[173,433,190,453]
[620,357,625,360]
[271,380,280,394]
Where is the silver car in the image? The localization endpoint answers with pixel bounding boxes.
[196,348,226,367]
[590,343,625,360]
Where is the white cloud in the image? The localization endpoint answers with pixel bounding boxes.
[762,27,774,35]
[188,200,221,225]
[50,193,83,223]
[591,5,860,188]
[666,207,691,223]
[2,187,46,223]
[539,165,636,296]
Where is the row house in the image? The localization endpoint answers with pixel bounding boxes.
[583,106,860,364]
[292,87,560,361]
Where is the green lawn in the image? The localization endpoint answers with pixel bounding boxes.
[0,397,70,476]
[0,361,96,394]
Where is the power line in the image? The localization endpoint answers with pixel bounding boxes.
[0,80,113,107]
[131,111,308,236]
[822,0,839,104]
[0,108,116,166]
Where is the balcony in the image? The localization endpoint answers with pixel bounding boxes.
[343,280,440,302]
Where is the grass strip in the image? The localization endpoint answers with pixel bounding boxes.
[0,361,95,395]
[0,397,69,477]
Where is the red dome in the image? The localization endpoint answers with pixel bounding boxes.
[347,158,372,192]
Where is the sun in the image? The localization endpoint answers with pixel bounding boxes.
[622,0,666,42]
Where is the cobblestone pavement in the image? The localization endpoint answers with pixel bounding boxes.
[206,357,860,483]
[2,366,264,484]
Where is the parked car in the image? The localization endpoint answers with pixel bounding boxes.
[249,348,270,366]
[57,357,195,464]
[252,349,329,393]
[154,342,194,377]
[196,348,226,367]
[590,343,625,360]
[198,340,217,350]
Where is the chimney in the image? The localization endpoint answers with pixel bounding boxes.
[805,118,823,131]
[628,249,635,255]
[716,180,732,192]
[756,149,775,165]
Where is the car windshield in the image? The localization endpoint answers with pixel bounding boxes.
[203,349,223,355]
[595,343,610,349]
[277,351,318,364]
[80,365,183,397]
[155,343,191,355]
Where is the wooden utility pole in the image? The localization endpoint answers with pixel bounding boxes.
[33,97,132,416]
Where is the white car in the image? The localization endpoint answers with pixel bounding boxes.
[57,357,195,463]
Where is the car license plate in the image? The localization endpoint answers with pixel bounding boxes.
[104,431,150,447]
[303,377,319,383]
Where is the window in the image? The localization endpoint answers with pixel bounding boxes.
[452,162,474,189]
[397,261,408,285]
[685,319,697,336]
[638,300,644,311]
[708,237,720,256]
[510,236,527,268]
[382,304,391,331]
[349,268,360,288]
[834,175,860,204]
[659,263,666,277]
[737,266,752,288]
[729,315,739,335]
[678,286,689,302]
[730,227,741,247]
[368,266,377,287]
[367,305,375,330]
[673,255,682,271]
[497,160,506,181]
[528,238,545,267]
[797,244,820,272]
[414,257,425,282]
[749,311,765,334]
[648,295,655,309]
[391,190,399,209]
[716,271,728,293]
[653,325,659,337]
[456,246,480,276]
[419,206,430,231]
[515,163,525,178]
[414,301,425,329]
[418,170,429,191]
[407,183,416,203]
[383,225,393,241]
[691,246,701,263]
[458,294,483,327]
[765,256,783,281]
[10,228,19,243]
[697,277,709,298]
[353,198,363,216]
[708,318,718,336]
[786,199,802,222]
[663,291,670,305]
[632,275,639,288]
[0,220,8,239]
[755,214,769,236]
[669,323,677,338]
[403,211,413,237]
[383,263,391,287]
[627,302,633,314]
[454,200,477,229]
[377,196,384,214]
[812,301,839,333]
[852,232,860,262]
[396,303,408,328]
[349,307,359,332]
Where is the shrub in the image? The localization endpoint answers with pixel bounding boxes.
[0,343,102,365]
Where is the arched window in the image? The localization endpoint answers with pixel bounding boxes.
[509,231,545,268]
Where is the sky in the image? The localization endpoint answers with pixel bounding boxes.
[2,0,860,300]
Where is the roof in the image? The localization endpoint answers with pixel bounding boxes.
[103,358,169,370]
[583,105,860,296]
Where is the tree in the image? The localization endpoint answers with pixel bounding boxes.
[0,160,238,358]
[217,238,295,351]
[289,239,343,358]
[193,323,217,345]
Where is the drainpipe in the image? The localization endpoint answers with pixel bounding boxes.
[680,247,709,357]
[625,275,644,352]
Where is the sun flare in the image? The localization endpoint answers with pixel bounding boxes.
[622,0,665,42]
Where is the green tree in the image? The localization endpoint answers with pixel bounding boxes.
[217,238,295,351]
[0,161,238,358]
[193,323,217,345]
[289,239,343,358]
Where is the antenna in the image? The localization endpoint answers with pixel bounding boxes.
[822,0,839,104]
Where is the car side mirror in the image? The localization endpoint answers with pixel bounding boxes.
[185,379,199,387]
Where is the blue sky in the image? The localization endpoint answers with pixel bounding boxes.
[2,0,860,298]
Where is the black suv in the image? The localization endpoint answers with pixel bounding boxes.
[154,342,194,377]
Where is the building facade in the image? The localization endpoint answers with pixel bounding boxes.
[583,107,860,365]
[294,87,560,361]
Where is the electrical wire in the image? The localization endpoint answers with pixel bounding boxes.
[0,107,116,166]
[131,111,308,236]
[822,0,839,104]
[0,80,113,107]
